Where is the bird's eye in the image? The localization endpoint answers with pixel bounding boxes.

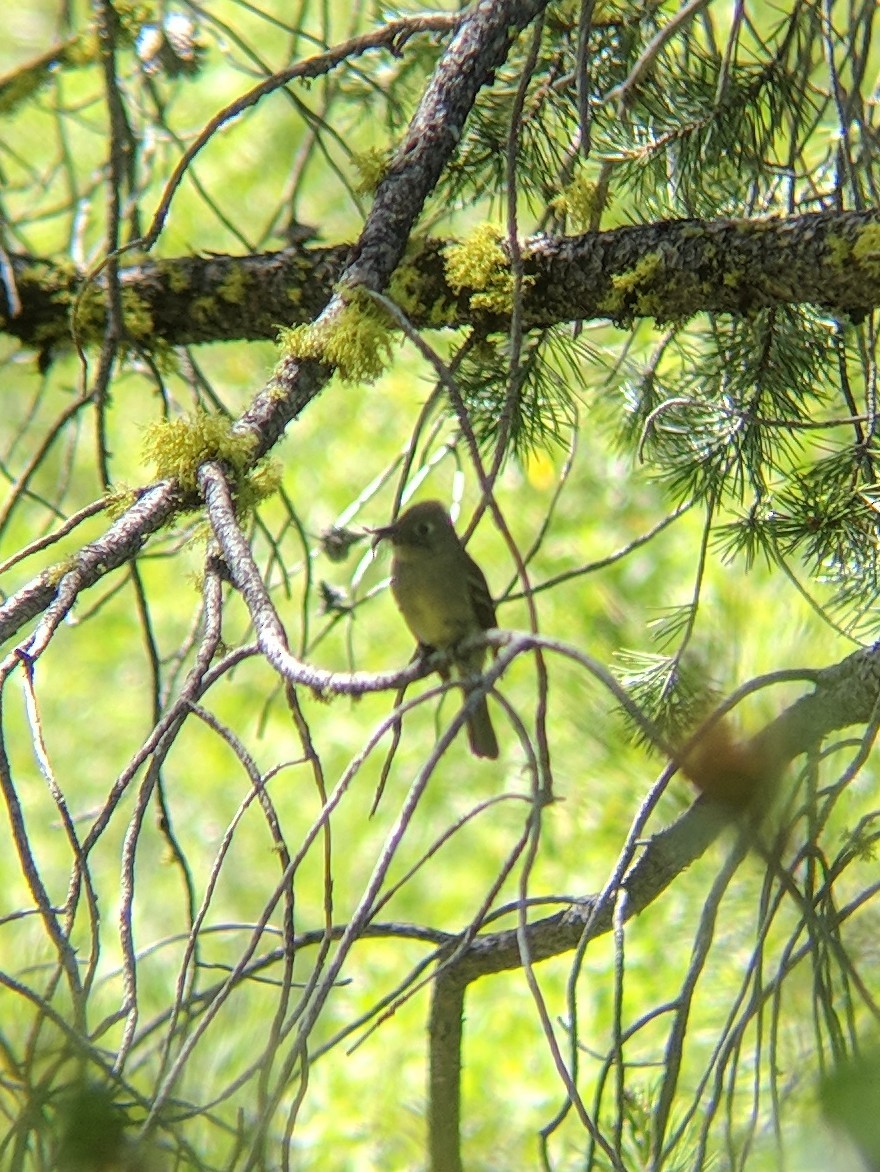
[416,522,431,537]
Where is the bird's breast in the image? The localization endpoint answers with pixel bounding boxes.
[391,561,474,648]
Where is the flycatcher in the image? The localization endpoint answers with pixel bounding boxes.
[374,500,499,759]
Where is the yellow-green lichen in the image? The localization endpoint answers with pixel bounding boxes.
[549,173,604,233]
[104,486,137,521]
[159,258,191,295]
[216,265,251,305]
[46,557,78,586]
[65,29,99,66]
[386,241,456,328]
[31,321,65,348]
[236,456,283,514]
[142,409,280,518]
[114,2,156,43]
[141,410,257,493]
[0,28,102,115]
[21,258,73,288]
[279,292,394,383]
[70,285,107,342]
[386,260,422,318]
[120,288,155,340]
[444,224,533,315]
[66,282,155,346]
[826,234,852,267]
[602,251,665,319]
[188,295,217,328]
[351,147,392,196]
[0,58,55,114]
[548,0,578,24]
[851,224,880,278]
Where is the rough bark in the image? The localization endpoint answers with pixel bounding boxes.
[5,209,878,355]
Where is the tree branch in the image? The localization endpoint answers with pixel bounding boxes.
[6,209,880,352]
[0,0,552,652]
[424,638,880,1167]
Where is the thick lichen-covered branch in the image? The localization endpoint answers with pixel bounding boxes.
[5,209,880,354]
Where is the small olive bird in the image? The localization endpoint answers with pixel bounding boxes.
[373,500,499,759]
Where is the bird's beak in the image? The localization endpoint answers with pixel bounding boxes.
[368,522,395,552]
